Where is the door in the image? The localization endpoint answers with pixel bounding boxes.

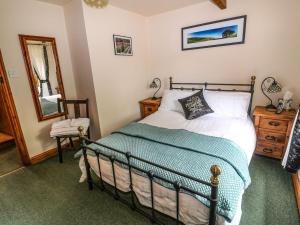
[0,50,30,166]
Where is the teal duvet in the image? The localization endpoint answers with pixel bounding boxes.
[84,122,251,222]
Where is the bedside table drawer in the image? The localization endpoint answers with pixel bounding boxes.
[256,142,284,159]
[139,98,161,119]
[258,129,286,144]
[143,105,158,117]
[259,118,288,132]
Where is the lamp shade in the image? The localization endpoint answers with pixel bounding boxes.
[267,81,281,93]
[150,78,161,99]
[261,77,282,111]
[150,81,158,89]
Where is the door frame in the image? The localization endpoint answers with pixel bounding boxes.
[0,50,31,166]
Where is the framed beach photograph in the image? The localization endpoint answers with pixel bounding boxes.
[182,15,247,50]
[113,35,133,56]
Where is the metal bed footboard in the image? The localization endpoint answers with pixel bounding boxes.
[78,127,221,225]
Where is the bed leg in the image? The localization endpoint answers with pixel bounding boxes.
[110,155,119,200]
[209,165,221,225]
[174,181,181,225]
[147,170,156,223]
[86,161,93,191]
[126,152,136,210]
[78,126,93,190]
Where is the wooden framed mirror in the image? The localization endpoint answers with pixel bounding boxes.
[19,35,66,121]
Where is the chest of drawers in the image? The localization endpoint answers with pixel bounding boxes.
[253,106,296,159]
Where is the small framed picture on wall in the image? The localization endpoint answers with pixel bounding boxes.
[113,35,133,56]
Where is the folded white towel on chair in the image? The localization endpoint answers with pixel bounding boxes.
[70,118,90,128]
[51,119,71,129]
[50,126,88,137]
[50,118,90,138]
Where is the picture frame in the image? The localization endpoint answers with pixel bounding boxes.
[181,15,247,51]
[113,35,133,56]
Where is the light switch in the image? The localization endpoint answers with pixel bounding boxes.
[8,69,18,78]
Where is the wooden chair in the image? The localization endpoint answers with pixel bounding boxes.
[55,98,90,163]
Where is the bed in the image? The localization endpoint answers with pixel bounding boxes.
[78,76,256,225]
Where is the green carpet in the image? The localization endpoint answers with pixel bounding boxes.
[0,151,299,225]
[0,144,23,176]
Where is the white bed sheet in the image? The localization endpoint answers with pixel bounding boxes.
[79,110,256,225]
[140,110,256,164]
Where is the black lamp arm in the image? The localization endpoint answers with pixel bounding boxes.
[152,78,161,99]
[261,76,274,106]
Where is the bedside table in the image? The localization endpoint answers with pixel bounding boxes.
[139,98,161,119]
[253,106,297,159]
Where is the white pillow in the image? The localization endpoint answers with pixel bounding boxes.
[159,89,197,113]
[203,90,251,119]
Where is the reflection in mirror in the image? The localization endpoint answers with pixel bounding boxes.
[19,35,66,121]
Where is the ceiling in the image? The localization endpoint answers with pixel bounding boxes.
[109,0,208,16]
[36,0,73,5]
[36,0,208,16]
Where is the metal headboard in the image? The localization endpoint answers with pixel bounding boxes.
[169,76,256,115]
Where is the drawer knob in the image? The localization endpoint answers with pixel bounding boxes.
[147,107,153,112]
[265,135,276,141]
[269,121,280,127]
[263,148,273,153]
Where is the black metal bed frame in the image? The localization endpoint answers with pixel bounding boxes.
[78,76,256,225]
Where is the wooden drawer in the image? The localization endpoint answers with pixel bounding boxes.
[139,98,161,119]
[253,106,297,160]
[256,141,284,159]
[258,129,286,144]
[259,117,288,132]
[143,105,158,117]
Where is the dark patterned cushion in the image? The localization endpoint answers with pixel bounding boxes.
[178,90,214,120]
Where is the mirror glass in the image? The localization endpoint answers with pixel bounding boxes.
[19,35,65,121]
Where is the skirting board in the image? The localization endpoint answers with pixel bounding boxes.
[292,173,300,214]
[30,147,57,165]
[30,139,79,165]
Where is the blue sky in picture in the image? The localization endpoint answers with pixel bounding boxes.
[188,25,238,39]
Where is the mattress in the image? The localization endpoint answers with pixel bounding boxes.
[79,110,256,225]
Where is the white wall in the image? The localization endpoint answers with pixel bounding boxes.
[82,4,152,136]
[147,0,300,108]
[0,0,77,157]
[65,0,300,137]
[1,0,299,158]
[64,0,101,139]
